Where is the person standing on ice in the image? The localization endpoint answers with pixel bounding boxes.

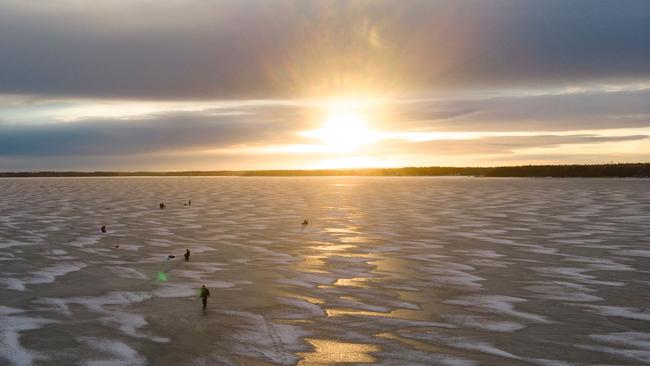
[184,249,190,261]
[199,284,210,309]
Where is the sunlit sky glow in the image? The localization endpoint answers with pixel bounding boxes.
[0,0,648,170]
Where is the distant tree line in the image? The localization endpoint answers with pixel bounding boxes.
[1,163,649,178]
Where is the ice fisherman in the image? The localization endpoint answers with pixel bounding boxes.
[199,285,211,309]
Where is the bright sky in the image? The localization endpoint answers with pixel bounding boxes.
[0,0,649,170]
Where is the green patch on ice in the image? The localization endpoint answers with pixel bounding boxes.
[156,271,168,282]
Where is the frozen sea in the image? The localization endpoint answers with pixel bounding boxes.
[1,177,649,366]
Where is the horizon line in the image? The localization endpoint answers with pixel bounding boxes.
[1,162,649,177]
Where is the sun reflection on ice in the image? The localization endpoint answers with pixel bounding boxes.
[297,339,380,365]
[333,277,371,287]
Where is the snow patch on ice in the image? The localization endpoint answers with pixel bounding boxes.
[583,305,650,322]
[524,281,603,302]
[443,315,525,332]
[0,307,57,366]
[400,330,521,360]
[103,312,170,343]
[278,297,324,318]
[104,266,149,280]
[446,295,551,323]
[223,310,309,365]
[613,250,650,258]
[0,262,87,291]
[78,337,147,366]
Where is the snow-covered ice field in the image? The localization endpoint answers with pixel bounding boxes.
[0,177,649,365]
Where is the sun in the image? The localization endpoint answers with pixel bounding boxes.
[301,108,378,152]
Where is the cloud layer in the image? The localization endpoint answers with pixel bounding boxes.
[0,107,308,156]
[1,89,648,170]
[0,0,648,169]
[0,0,648,99]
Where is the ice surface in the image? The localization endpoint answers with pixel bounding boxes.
[578,332,650,364]
[445,295,552,323]
[0,306,57,366]
[582,305,650,321]
[442,315,525,332]
[0,176,649,365]
[78,337,147,366]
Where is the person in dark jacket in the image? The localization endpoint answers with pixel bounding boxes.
[184,249,190,261]
[199,285,210,309]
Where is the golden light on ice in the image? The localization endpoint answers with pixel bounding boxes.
[297,339,380,365]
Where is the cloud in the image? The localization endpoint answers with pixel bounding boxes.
[0,87,648,164]
[378,89,650,132]
[0,107,307,157]
[382,134,649,156]
[0,73,648,169]
[0,0,647,99]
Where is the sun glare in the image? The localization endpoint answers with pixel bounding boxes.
[301,107,378,152]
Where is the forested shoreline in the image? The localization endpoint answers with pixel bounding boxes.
[2,163,649,178]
